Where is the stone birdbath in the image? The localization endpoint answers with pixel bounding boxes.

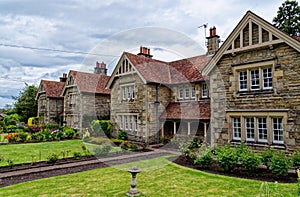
[126,166,141,196]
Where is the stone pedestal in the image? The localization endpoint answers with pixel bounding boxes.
[126,166,141,197]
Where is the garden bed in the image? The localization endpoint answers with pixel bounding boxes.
[171,155,298,183]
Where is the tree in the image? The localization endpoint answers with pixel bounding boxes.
[273,0,300,36]
[13,84,38,123]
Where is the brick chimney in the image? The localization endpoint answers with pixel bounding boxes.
[137,46,153,58]
[60,73,67,82]
[94,61,107,75]
[206,26,220,55]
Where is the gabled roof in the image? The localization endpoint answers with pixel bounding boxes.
[64,70,111,95]
[203,11,300,76]
[160,101,210,120]
[36,80,65,99]
[106,52,211,88]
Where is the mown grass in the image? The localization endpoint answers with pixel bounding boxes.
[0,156,296,196]
[0,140,84,166]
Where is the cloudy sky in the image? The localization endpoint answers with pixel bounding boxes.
[0,0,284,108]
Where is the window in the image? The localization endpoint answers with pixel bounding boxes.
[122,85,135,101]
[232,117,241,140]
[273,118,283,144]
[228,113,286,145]
[245,117,255,141]
[191,86,196,98]
[239,71,247,91]
[258,118,268,142]
[178,88,183,100]
[118,114,138,134]
[237,65,273,92]
[134,116,138,131]
[125,116,128,130]
[129,116,133,131]
[184,87,190,99]
[263,68,272,89]
[119,116,123,130]
[202,84,208,98]
[250,69,260,90]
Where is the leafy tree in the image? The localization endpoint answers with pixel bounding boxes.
[13,84,38,122]
[273,0,300,36]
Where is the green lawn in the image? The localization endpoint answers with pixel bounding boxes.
[0,140,84,166]
[0,156,296,196]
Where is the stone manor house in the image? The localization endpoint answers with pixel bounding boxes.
[37,11,300,151]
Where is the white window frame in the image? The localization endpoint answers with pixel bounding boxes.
[272,118,283,144]
[129,116,133,131]
[121,84,135,101]
[245,117,255,142]
[232,117,241,140]
[238,71,248,91]
[257,117,268,143]
[262,67,273,90]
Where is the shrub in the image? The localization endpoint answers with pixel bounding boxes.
[6,133,16,142]
[31,132,45,141]
[194,147,213,168]
[47,153,59,163]
[270,151,291,176]
[15,132,29,142]
[63,127,76,139]
[3,113,20,126]
[292,151,300,169]
[261,148,275,169]
[81,144,91,156]
[73,152,81,160]
[117,130,128,140]
[111,139,124,146]
[90,120,112,138]
[43,129,53,141]
[216,145,238,172]
[55,131,65,140]
[28,125,42,133]
[239,151,261,171]
[45,123,59,131]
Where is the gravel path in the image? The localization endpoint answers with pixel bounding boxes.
[0,149,179,188]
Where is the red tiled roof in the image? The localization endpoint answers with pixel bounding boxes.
[292,36,300,42]
[70,71,111,94]
[160,101,210,120]
[41,80,65,98]
[124,52,211,84]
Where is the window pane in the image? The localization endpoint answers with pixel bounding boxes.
[263,68,272,89]
[125,116,128,130]
[232,117,241,140]
[202,84,207,97]
[273,118,283,143]
[245,117,255,141]
[191,86,196,98]
[185,87,190,99]
[131,86,135,100]
[119,116,123,129]
[178,88,183,99]
[239,71,247,91]
[258,117,267,142]
[122,87,127,100]
[134,116,138,131]
[250,69,260,90]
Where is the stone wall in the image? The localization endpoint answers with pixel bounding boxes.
[211,42,300,150]
[110,73,172,143]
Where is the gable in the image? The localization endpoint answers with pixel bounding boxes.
[203,11,300,76]
[106,53,147,89]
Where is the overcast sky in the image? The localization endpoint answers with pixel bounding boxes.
[0,0,284,108]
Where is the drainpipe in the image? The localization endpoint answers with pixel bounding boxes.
[56,97,59,125]
[155,84,161,144]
